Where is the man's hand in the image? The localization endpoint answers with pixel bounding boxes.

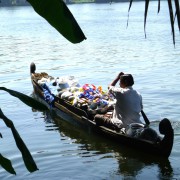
[117,72,124,79]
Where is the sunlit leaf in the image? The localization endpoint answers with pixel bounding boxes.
[0,154,16,175]
[27,0,86,44]
[0,87,48,111]
[0,109,39,173]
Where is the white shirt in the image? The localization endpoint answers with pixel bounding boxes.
[109,86,143,128]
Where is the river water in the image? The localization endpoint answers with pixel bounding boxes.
[0,2,180,180]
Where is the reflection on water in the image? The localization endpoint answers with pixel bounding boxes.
[42,110,174,179]
[116,152,173,179]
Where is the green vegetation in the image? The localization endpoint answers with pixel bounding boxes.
[0,0,29,6]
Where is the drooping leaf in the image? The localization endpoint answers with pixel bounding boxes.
[127,0,179,44]
[27,0,86,44]
[0,87,48,111]
[0,110,13,128]
[167,0,175,46]
[128,0,133,12]
[174,0,180,31]
[144,0,150,38]
[0,109,39,173]
[0,154,16,175]
[158,0,161,14]
[127,0,134,28]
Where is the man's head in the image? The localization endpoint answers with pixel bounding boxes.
[30,62,36,74]
[120,74,134,87]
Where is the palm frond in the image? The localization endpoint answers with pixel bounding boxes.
[174,0,180,31]
[144,0,150,38]
[127,0,134,28]
[167,0,175,45]
[158,0,161,14]
[127,0,180,45]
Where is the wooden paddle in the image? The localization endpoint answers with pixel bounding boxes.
[141,110,150,125]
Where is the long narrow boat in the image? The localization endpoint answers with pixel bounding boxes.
[30,63,174,158]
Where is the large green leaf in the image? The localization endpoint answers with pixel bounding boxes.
[0,87,48,111]
[0,109,39,173]
[0,154,16,175]
[27,0,86,44]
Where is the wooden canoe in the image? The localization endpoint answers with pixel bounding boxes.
[30,63,174,158]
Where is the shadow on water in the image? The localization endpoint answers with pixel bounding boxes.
[34,109,174,179]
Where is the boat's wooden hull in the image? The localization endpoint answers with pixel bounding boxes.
[30,63,174,158]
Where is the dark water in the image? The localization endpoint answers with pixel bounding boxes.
[0,2,180,179]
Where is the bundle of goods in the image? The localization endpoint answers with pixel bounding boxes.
[36,75,115,111]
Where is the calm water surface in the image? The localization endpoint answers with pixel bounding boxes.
[0,2,180,179]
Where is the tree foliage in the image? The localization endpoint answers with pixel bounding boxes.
[127,0,180,46]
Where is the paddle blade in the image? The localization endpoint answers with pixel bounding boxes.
[0,109,39,173]
[0,87,48,111]
[27,0,86,44]
[141,110,150,125]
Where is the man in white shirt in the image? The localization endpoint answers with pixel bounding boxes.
[108,72,143,128]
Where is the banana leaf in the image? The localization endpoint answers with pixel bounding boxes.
[27,0,86,44]
[0,87,48,111]
[0,109,38,173]
[0,154,16,175]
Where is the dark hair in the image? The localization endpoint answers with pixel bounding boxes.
[30,62,36,74]
[120,74,134,86]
